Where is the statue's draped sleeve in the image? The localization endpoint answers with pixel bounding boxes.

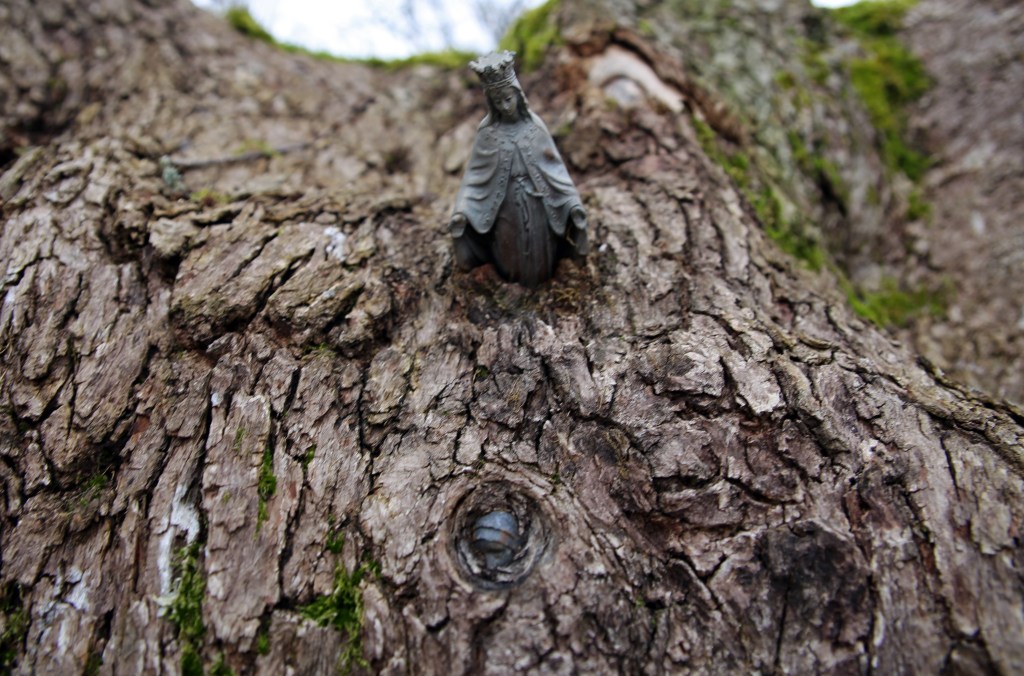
[453,125,505,235]
[525,113,582,237]
[453,114,583,237]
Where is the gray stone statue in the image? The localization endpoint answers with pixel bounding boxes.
[449,51,588,288]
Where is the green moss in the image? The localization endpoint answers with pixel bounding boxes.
[842,275,946,327]
[797,38,831,85]
[787,130,809,168]
[774,70,797,90]
[325,529,345,555]
[815,156,848,203]
[752,181,825,271]
[692,117,717,151]
[257,446,277,529]
[255,630,271,656]
[168,543,205,643]
[831,0,930,180]
[83,473,108,491]
[301,564,370,674]
[223,5,471,70]
[693,118,749,187]
[168,542,206,674]
[756,181,825,271]
[847,54,930,179]
[301,445,316,469]
[907,187,930,221]
[226,7,275,44]
[750,186,782,229]
[359,50,476,71]
[695,118,825,270]
[832,0,916,36]
[498,0,563,72]
[788,131,849,210]
[723,150,750,187]
[278,43,474,70]
[84,652,103,676]
[74,472,109,509]
[0,583,27,671]
[364,560,382,580]
[767,224,825,271]
[181,646,203,676]
[304,343,337,356]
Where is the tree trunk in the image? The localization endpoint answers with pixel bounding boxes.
[899,0,1024,403]
[1,0,1022,674]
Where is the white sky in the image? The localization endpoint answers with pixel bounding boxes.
[193,0,860,59]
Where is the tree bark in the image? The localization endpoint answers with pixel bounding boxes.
[900,0,1024,403]
[1,0,1022,674]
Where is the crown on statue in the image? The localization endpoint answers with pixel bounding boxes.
[470,51,519,90]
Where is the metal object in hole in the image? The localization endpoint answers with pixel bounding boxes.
[471,511,522,569]
[449,482,552,589]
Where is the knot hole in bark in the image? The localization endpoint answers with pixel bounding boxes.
[449,481,553,590]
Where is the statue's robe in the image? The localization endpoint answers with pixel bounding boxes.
[451,113,585,287]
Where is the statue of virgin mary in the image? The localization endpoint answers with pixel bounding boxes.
[449,51,588,288]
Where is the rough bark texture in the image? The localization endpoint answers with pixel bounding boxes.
[583,0,891,272]
[580,0,1024,406]
[1,0,1023,674]
[900,0,1024,404]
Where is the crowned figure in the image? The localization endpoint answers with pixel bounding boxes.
[449,51,588,288]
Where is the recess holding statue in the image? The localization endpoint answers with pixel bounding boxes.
[449,51,588,287]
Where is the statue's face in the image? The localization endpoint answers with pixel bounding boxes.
[491,86,520,121]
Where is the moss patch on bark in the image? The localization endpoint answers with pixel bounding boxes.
[300,563,373,674]
[499,0,563,72]
[831,0,930,180]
